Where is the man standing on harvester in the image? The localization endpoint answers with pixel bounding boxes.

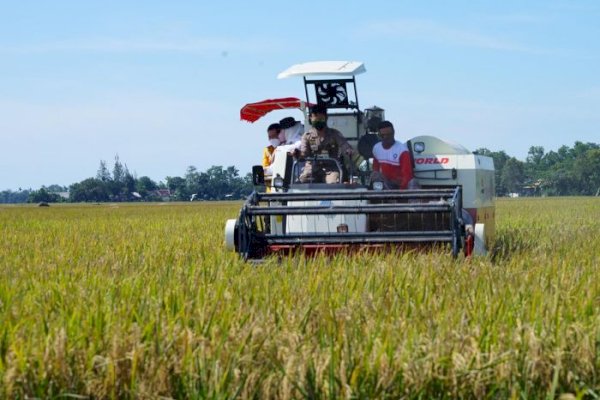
[371,120,415,189]
[299,105,353,183]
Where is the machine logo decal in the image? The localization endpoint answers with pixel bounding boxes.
[415,157,450,165]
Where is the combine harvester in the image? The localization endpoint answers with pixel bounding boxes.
[225,61,495,261]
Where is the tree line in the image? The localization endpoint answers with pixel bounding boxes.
[1,155,254,203]
[475,141,599,196]
[1,140,598,203]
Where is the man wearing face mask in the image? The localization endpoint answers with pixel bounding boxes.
[262,123,281,177]
[370,120,415,189]
[299,105,353,183]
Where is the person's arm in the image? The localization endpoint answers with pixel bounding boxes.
[300,133,310,158]
[333,129,353,155]
[372,157,380,172]
[399,151,414,189]
[262,147,271,168]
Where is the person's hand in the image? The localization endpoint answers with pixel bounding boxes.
[370,171,384,181]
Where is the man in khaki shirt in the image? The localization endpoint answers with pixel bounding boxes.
[299,105,353,183]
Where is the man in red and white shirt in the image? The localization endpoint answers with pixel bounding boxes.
[371,120,415,189]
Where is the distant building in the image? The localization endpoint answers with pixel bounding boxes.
[521,179,544,197]
[150,189,172,201]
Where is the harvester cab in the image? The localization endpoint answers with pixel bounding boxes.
[226,61,495,260]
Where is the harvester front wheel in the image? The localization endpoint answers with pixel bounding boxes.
[224,219,238,251]
[473,223,487,256]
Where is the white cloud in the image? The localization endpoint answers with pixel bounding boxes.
[361,18,551,54]
[548,2,600,13]
[478,13,551,24]
[572,86,600,101]
[0,35,280,55]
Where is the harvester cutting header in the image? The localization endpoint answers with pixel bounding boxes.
[226,61,495,260]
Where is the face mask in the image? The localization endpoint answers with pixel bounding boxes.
[269,138,280,147]
[311,120,326,130]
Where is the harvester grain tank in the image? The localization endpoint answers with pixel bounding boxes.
[225,61,495,260]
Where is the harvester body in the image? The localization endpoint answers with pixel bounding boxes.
[226,61,495,260]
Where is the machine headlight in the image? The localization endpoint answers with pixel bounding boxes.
[413,141,425,153]
[373,181,384,191]
[273,174,284,188]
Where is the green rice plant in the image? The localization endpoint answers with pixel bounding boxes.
[0,198,598,399]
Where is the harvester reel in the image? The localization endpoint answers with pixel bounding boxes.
[233,207,253,260]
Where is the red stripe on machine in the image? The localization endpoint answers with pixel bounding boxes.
[415,157,449,165]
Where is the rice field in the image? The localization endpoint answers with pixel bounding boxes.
[0,197,599,399]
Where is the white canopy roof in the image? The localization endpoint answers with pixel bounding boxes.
[277,61,366,79]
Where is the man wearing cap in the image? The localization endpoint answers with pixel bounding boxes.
[279,116,304,147]
[370,120,415,189]
[299,105,353,184]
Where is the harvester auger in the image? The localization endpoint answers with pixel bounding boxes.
[226,61,495,261]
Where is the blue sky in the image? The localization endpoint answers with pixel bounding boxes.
[1,1,599,190]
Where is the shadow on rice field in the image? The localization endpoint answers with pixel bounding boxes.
[490,227,537,263]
